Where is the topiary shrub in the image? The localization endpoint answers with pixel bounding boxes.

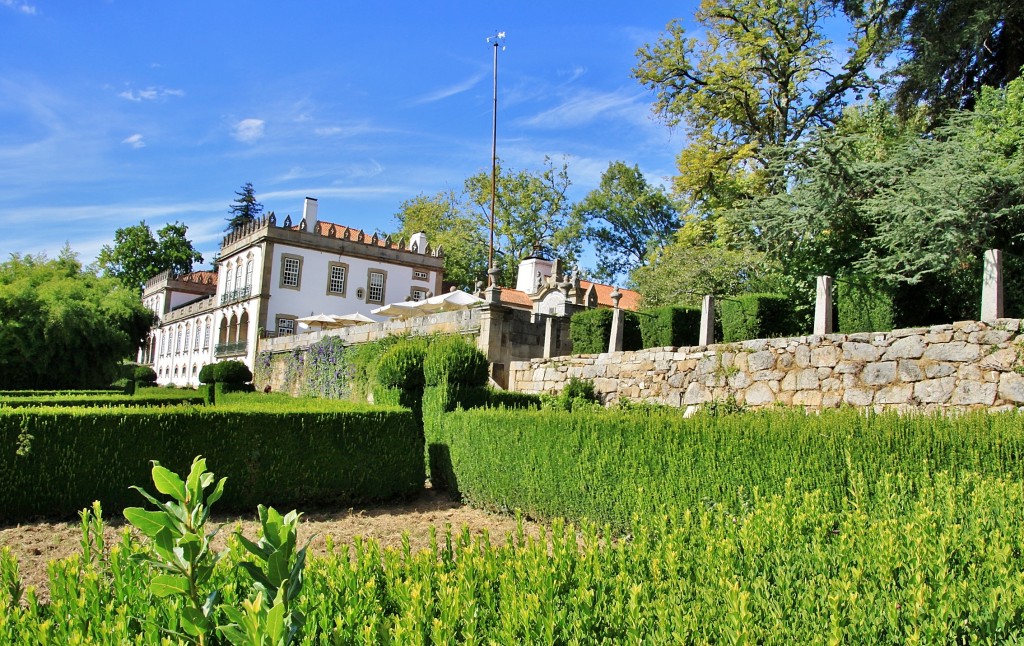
[198,363,216,384]
[423,336,488,388]
[837,277,895,333]
[214,360,252,385]
[639,306,701,348]
[375,338,429,391]
[133,365,157,384]
[721,294,802,342]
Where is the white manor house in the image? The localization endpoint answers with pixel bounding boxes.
[139,197,444,386]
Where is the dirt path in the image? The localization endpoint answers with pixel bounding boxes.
[0,488,540,601]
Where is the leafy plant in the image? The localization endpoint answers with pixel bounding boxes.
[123,457,227,642]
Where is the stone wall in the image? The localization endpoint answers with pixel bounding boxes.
[508,319,1024,413]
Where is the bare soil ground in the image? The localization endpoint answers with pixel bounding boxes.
[0,487,540,602]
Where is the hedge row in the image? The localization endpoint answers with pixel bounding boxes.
[0,401,421,521]
[569,308,642,354]
[7,473,1024,642]
[0,390,206,409]
[428,407,1024,530]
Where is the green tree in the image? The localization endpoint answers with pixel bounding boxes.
[97,221,204,291]
[633,0,887,216]
[873,0,1024,118]
[0,249,153,389]
[630,216,778,307]
[391,191,488,290]
[226,182,264,233]
[575,161,681,283]
[464,158,583,286]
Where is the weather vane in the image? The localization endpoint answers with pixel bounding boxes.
[486,31,506,282]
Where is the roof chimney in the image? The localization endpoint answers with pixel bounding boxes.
[302,197,318,231]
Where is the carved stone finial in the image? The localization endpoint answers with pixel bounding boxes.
[283,214,292,228]
[299,218,307,231]
[610,288,622,309]
[328,224,337,237]
[356,230,364,243]
[487,263,502,287]
[435,245,444,258]
[371,233,378,245]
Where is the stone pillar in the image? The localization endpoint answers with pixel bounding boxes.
[814,275,834,335]
[699,295,715,346]
[981,249,1003,322]
[477,304,509,388]
[484,265,503,303]
[608,288,624,352]
[543,315,557,359]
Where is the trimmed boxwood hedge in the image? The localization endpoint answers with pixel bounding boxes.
[837,277,895,333]
[569,308,642,354]
[720,293,803,342]
[638,306,701,348]
[0,391,206,408]
[0,401,422,522]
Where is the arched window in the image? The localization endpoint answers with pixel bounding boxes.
[235,263,243,290]
[226,268,234,293]
[204,318,212,349]
[184,324,191,352]
[194,321,202,350]
[245,259,254,287]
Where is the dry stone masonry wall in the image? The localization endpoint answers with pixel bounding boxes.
[508,319,1024,413]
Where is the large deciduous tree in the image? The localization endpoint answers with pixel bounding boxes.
[633,0,887,216]
[225,181,264,233]
[97,221,204,291]
[0,248,153,389]
[575,161,681,283]
[391,191,488,291]
[464,158,583,286]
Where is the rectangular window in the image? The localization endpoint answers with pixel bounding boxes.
[277,317,295,336]
[367,270,385,303]
[279,254,302,289]
[327,262,348,296]
[411,288,427,301]
[203,322,211,349]
[413,270,429,281]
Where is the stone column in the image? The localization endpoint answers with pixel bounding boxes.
[814,275,834,335]
[543,315,557,359]
[981,249,1003,322]
[699,295,715,346]
[608,288,624,352]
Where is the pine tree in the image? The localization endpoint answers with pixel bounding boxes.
[225,182,264,233]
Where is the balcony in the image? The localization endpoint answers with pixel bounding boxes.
[214,341,248,357]
[220,285,252,306]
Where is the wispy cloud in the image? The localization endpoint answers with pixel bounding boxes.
[233,118,265,143]
[560,65,587,83]
[118,86,185,102]
[517,88,650,129]
[1,0,37,15]
[122,133,145,149]
[412,71,487,105]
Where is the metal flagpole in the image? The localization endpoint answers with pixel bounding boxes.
[486,31,505,284]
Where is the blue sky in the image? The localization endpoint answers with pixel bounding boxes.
[0,1,694,272]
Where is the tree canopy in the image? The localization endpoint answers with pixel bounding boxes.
[392,191,488,291]
[97,220,204,291]
[575,162,680,284]
[0,248,153,389]
[226,182,264,233]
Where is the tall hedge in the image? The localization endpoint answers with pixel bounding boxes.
[0,402,422,522]
[569,308,642,354]
[837,277,895,333]
[720,293,802,342]
[638,306,701,348]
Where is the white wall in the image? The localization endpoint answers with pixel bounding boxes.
[265,242,439,333]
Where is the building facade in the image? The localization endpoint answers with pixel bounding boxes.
[140,197,444,386]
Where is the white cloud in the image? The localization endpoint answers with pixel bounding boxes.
[1,0,37,15]
[412,71,487,105]
[122,133,145,149]
[233,118,265,143]
[518,88,650,129]
[118,86,184,102]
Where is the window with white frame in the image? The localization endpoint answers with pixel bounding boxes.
[194,322,201,350]
[367,270,385,303]
[277,316,296,336]
[226,268,234,292]
[327,262,348,296]
[184,324,191,352]
[245,259,254,287]
[175,327,183,354]
[203,319,211,348]
[411,288,427,301]
[280,255,302,289]
[413,270,429,281]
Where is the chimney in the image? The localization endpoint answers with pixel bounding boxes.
[409,231,428,254]
[516,252,553,295]
[302,197,318,231]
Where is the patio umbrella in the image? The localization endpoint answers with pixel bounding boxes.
[297,313,344,330]
[415,290,486,313]
[370,302,422,319]
[330,312,377,326]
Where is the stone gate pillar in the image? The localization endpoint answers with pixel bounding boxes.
[981,249,1003,322]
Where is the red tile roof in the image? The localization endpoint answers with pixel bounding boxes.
[179,271,217,286]
[307,220,403,250]
[581,281,641,310]
[498,288,535,309]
